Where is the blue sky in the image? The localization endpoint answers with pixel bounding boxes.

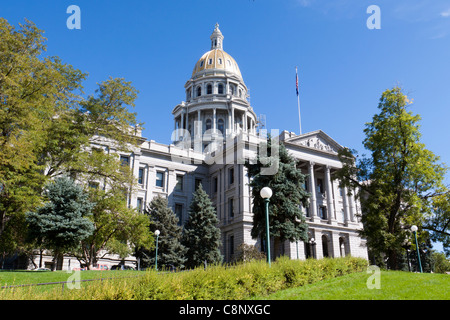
[1,0,449,248]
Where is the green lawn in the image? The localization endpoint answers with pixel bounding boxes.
[256,271,450,300]
[0,269,139,287]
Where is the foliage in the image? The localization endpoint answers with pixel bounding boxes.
[335,86,448,269]
[25,177,94,268]
[0,18,149,267]
[0,256,369,300]
[0,18,86,255]
[137,196,186,270]
[73,187,152,269]
[181,184,222,269]
[245,136,309,246]
[426,193,450,257]
[431,252,450,274]
[232,243,266,263]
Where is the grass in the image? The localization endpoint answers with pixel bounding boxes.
[2,258,448,300]
[0,257,367,299]
[0,269,139,287]
[256,271,450,300]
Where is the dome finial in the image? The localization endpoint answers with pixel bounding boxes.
[210,23,223,50]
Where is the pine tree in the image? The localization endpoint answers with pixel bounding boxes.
[246,137,310,251]
[25,177,94,270]
[182,184,222,268]
[139,196,186,270]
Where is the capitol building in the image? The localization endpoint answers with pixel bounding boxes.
[123,24,369,263]
[37,24,368,269]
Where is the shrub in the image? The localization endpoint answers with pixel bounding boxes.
[1,256,368,300]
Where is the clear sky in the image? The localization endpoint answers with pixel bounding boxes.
[2,0,449,250]
[2,0,448,178]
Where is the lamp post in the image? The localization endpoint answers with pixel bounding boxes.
[309,238,316,259]
[154,229,160,271]
[260,187,272,267]
[411,225,423,273]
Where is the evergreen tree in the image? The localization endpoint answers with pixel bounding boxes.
[182,184,222,268]
[138,196,186,270]
[246,137,310,251]
[26,177,94,270]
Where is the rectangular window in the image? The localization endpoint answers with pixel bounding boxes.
[137,198,143,213]
[195,178,202,190]
[175,174,183,191]
[138,168,144,185]
[214,177,218,193]
[120,155,130,167]
[88,181,99,189]
[156,171,164,188]
[229,167,234,185]
[319,206,327,220]
[229,235,234,256]
[175,204,183,225]
[317,178,324,193]
[228,198,234,218]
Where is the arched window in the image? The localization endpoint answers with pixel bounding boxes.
[217,118,224,134]
[205,119,212,131]
[339,237,346,257]
[230,85,234,96]
[218,83,224,94]
[207,84,212,95]
[197,86,202,97]
[322,235,329,258]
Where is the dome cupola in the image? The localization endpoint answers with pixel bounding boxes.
[191,23,243,79]
[210,23,224,50]
[172,24,258,147]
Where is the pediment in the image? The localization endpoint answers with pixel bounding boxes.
[284,130,343,154]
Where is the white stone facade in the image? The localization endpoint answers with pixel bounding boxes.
[123,25,368,263]
[33,24,368,269]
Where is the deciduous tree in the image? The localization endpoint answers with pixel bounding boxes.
[335,87,448,269]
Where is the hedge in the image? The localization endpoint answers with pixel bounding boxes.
[64,256,368,300]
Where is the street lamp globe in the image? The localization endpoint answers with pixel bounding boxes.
[411,225,418,233]
[260,187,272,199]
[155,230,160,236]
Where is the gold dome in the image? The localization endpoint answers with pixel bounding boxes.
[191,49,242,79]
[191,23,242,79]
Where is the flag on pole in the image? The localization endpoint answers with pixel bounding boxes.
[296,66,302,135]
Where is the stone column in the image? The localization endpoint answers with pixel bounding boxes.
[342,186,350,225]
[308,162,317,221]
[181,111,185,130]
[348,188,356,222]
[324,165,336,224]
[231,107,235,133]
[213,108,217,134]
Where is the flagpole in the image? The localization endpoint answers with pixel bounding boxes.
[296,66,302,135]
